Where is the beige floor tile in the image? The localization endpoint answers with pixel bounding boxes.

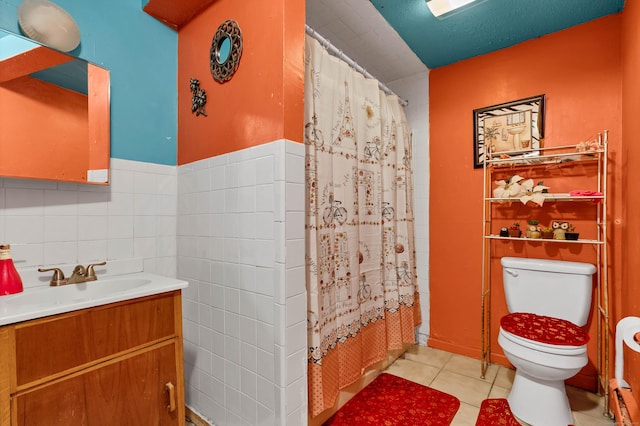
[383,346,611,426]
[494,365,515,389]
[450,402,481,426]
[383,358,441,387]
[430,369,493,407]
[573,411,615,425]
[443,353,499,384]
[567,385,609,419]
[488,384,511,399]
[403,344,453,368]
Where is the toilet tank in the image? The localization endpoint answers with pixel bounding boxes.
[501,257,596,326]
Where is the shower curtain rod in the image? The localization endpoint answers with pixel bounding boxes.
[305,25,409,107]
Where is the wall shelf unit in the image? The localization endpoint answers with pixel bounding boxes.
[480,130,610,413]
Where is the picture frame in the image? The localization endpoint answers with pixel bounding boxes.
[473,94,545,168]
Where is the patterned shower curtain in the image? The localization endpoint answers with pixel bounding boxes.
[305,35,421,417]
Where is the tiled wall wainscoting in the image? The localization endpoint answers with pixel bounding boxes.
[0,158,178,280]
[388,73,430,344]
[177,140,307,426]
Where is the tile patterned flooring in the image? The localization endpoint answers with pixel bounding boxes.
[384,345,615,425]
[185,344,616,425]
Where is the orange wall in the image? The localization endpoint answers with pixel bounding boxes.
[87,63,111,181]
[0,76,90,183]
[429,15,623,391]
[622,0,640,408]
[177,0,305,165]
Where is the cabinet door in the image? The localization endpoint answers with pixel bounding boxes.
[14,291,179,387]
[13,341,182,426]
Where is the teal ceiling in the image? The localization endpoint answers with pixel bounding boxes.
[370,0,625,69]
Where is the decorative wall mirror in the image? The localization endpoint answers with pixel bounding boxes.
[0,29,110,184]
[210,19,242,83]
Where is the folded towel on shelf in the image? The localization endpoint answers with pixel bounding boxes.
[570,190,603,203]
[569,190,603,197]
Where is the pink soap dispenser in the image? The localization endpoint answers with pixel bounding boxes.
[0,244,24,295]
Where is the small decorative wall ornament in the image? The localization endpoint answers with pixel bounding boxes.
[189,78,207,117]
[210,19,243,83]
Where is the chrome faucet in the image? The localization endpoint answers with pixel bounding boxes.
[38,261,107,286]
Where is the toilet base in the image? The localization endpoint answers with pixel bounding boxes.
[508,370,574,426]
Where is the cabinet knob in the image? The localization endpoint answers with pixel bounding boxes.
[165,381,176,413]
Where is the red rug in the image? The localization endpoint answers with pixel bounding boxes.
[323,373,460,426]
[475,399,521,426]
[476,398,576,426]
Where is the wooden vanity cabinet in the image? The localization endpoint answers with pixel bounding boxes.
[0,291,185,426]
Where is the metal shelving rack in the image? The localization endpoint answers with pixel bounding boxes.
[480,131,610,413]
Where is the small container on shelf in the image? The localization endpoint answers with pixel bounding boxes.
[508,223,521,238]
[540,228,554,239]
[526,220,541,239]
[565,224,579,240]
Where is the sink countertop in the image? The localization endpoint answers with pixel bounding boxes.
[0,272,188,326]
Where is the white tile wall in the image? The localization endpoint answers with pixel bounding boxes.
[178,139,307,426]
[388,72,430,344]
[0,158,177,285]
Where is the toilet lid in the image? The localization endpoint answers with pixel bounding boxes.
[500,312,589,346]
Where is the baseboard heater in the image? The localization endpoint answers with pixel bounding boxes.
[610,379,639,425]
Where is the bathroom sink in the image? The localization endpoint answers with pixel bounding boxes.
[0,272,187,326]
[3,278,152,307]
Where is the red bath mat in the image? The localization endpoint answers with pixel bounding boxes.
[475,398,521,426]
[476,398,575,426]
[323,373,460,426]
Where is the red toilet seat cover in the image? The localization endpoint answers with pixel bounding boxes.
[501,312,589,346]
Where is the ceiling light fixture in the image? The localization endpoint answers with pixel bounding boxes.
[17,0,80,52]
[426,0,480,18]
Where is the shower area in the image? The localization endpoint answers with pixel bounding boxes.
[303,17,430,423]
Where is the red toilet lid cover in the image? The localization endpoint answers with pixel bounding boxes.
[501,312,589,346]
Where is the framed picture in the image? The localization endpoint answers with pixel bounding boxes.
[473,94,545,168]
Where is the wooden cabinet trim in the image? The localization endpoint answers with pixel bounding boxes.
[15,335,178,392]
[12,291,176,330]
[13,291,179,387]
[0,328,15,426]
[15,340,183,425]
[0,290,185,426]
[13,339,176,397]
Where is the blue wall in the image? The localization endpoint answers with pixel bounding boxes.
[0,0,178,165]
[370,0,625,69]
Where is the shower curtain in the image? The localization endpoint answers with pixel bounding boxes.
[305,36,421,417]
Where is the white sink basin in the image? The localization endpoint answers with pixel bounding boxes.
[3,278,152,307]
[0,273,187,326]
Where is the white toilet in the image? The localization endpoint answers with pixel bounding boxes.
[498,257,596,426]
